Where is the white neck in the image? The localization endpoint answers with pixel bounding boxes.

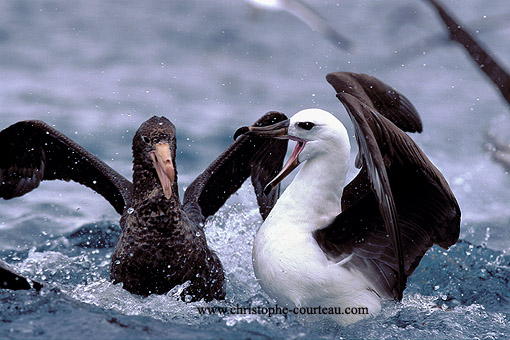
[267,147,350,232]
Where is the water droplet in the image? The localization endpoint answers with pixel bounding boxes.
[127,207,134,214]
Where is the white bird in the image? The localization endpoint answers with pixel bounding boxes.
[235,72,460,325]
[243,0,353,51]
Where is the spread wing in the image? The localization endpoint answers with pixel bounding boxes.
[424,0,510,105]
[314,85,460,300]
[326,71,422,210]
[326,72,422,135]
[183,112,288,223]
[0,120,132,214]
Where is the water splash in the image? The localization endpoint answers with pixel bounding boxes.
[2,184,510,339]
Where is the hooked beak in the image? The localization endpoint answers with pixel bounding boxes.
[150,143,175,199]
[233,119,289,140]
[234,119,307,195]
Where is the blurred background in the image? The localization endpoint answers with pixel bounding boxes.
[0,1,509,339]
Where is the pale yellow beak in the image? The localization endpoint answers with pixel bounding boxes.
[234,119,306,195]
[150,143,175,199]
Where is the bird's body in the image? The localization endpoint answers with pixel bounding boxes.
[0,114,288,300]
[237,72,460,325]
[111,192,223,298]
[105,117,224,299]
[252,109,381,324]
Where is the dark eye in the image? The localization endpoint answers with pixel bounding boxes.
[297,122,315,130]
[141,135,151,144]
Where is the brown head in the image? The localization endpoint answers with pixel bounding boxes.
[132,116,178,200]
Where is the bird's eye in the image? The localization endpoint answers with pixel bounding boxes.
[297,122,315,130]
[141,135,151,144]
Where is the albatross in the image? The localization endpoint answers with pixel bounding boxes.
[235,72,461,325]
[0,114,288,300]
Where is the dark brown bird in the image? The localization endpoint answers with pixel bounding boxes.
[0,114,287,301]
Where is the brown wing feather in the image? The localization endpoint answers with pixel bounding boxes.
[0,120,132,214]
[326,72,424,212]
[326,72,422,134]
[314,93,460,300]
[183,112,288,223]
[338,93,406,298]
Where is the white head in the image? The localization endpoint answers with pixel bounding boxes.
[287,109,350,163]
[237,108,350,194]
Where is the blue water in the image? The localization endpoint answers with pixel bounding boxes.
[1,0,510,339]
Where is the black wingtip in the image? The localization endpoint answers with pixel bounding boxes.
[0,260,44,291]
[32,280,43,291]
[233,126,249,141]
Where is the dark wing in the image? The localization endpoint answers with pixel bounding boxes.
[314,93,460,300]
[0,120,132,214]
[327,72,422,209]
[423,0,510,105]
[386,11,510,68]
[183,112,288,223]
[0,259,42,291]
[326,72,422,135]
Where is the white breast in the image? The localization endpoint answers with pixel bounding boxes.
[252,200,382,325]
[251,109,382,325]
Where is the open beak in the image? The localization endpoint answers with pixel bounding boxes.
[150,143,175,199]
[234,119,307,195]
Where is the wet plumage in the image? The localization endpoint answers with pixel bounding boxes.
[236,72,460,324]
[0,114,288,301]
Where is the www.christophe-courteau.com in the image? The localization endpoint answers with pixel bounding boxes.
[197,304,369,317]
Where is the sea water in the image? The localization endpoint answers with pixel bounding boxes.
[1,0,509,339]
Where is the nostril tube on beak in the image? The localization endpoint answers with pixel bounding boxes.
[150,143,175,199]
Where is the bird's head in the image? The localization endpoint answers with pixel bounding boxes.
[235,108,349,194]
[133,116,176,199]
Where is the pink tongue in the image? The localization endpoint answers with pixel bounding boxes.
[264,140,306,194]
[285,140,305,167]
